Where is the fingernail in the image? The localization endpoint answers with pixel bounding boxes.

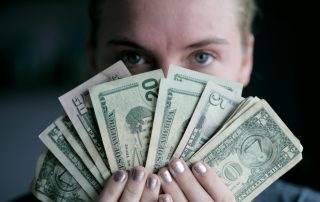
[132,168,145,181]
[159,195,172,202]
[160,170,172,183]
[113,170,126,182]
[172,160,185,173]
[194,161,207,174]
[146,176,157,189]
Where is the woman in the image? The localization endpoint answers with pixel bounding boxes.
[87,0,320,201]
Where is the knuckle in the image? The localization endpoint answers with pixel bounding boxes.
[124,185,139,196]
[219,194,236,202]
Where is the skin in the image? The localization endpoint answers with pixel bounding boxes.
[89,0,254,201]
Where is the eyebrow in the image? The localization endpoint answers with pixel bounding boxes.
[187,38,229,49]
[107,37,229,50]
[107,38,146,50]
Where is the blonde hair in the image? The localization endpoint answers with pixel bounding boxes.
[89,0,256,48]
[237,0,257,46]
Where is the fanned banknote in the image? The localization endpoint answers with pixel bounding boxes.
[59,61,131,179]
[145,79,203,172]
[31,148,90,202]
[32,62,303,202]
[39,120,102,200]
[55,115,104,185]
[90,69,164,172]
[188,99,303,202]
[173,81,243,160]
[167,64,243,96]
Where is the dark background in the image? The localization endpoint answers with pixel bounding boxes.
[0,0,319,201]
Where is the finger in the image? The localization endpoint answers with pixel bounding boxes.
[119,166,148,202]
[192,161,236,202]
[158,194,173,202]
[158,167,188,202]
[140,174,161,202]
[168,158,213,202]
[97,170,128,202]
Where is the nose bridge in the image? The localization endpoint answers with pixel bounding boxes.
[156,55,177,78]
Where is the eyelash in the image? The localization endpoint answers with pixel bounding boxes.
[190,51,216,66]
[114,49,217,70]
[116,50,148,68]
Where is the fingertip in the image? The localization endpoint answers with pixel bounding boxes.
[146,173,160,190]
[158,194,173,202]
[98,170,128,202]
[158,167,173,184]
[131,166,147,182]
[112,170,128,183]
[168,158,187,174]
[192,161,208,175]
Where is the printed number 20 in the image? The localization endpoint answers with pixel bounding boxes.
[142,79,159,102]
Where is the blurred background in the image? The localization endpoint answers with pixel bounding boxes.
[0,0,318,201]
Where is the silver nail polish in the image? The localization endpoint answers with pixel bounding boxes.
[132,168,145,181]
[159,195,172,202]
[161,170,172,183]
[147,177,157,189]
[172,160,185,173]
[113,171,126,182]
[194,162,207,174]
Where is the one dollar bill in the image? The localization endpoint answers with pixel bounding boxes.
[39,120,102,200]
[188,99,303,202]
[31,148,90,202]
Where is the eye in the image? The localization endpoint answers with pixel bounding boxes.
[121,51,146,66]
[192,52,215,65]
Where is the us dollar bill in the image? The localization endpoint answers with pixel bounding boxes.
[173,81,243,160]
[59,61,131,179]
[215,97,260,137]
[90,70,164,172]
[145,79,203,172]
[39,121,102,200]
[55,115,104,185]
[31,148,90,202]
[188,99,303,202]
[167,64,243,96]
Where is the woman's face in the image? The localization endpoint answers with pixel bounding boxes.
[89,0,254,85]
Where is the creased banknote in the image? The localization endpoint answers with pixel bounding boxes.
[145,79,203,172]
[90,69,164,172]
[39,121,102,200]
[173,81,243,160]
[31,148,91,202]
[59,61,131,179]
[188,100,303,202]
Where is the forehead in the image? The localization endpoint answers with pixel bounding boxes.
[101,0,237,29]
[99,0,239,48]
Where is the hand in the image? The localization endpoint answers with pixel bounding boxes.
[98,166,162,202]
[158,159,236,202]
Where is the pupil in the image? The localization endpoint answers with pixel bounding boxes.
[128,54,140,63]
[197,53,207,62]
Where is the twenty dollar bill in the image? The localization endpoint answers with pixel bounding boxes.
[90,70,164,172]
